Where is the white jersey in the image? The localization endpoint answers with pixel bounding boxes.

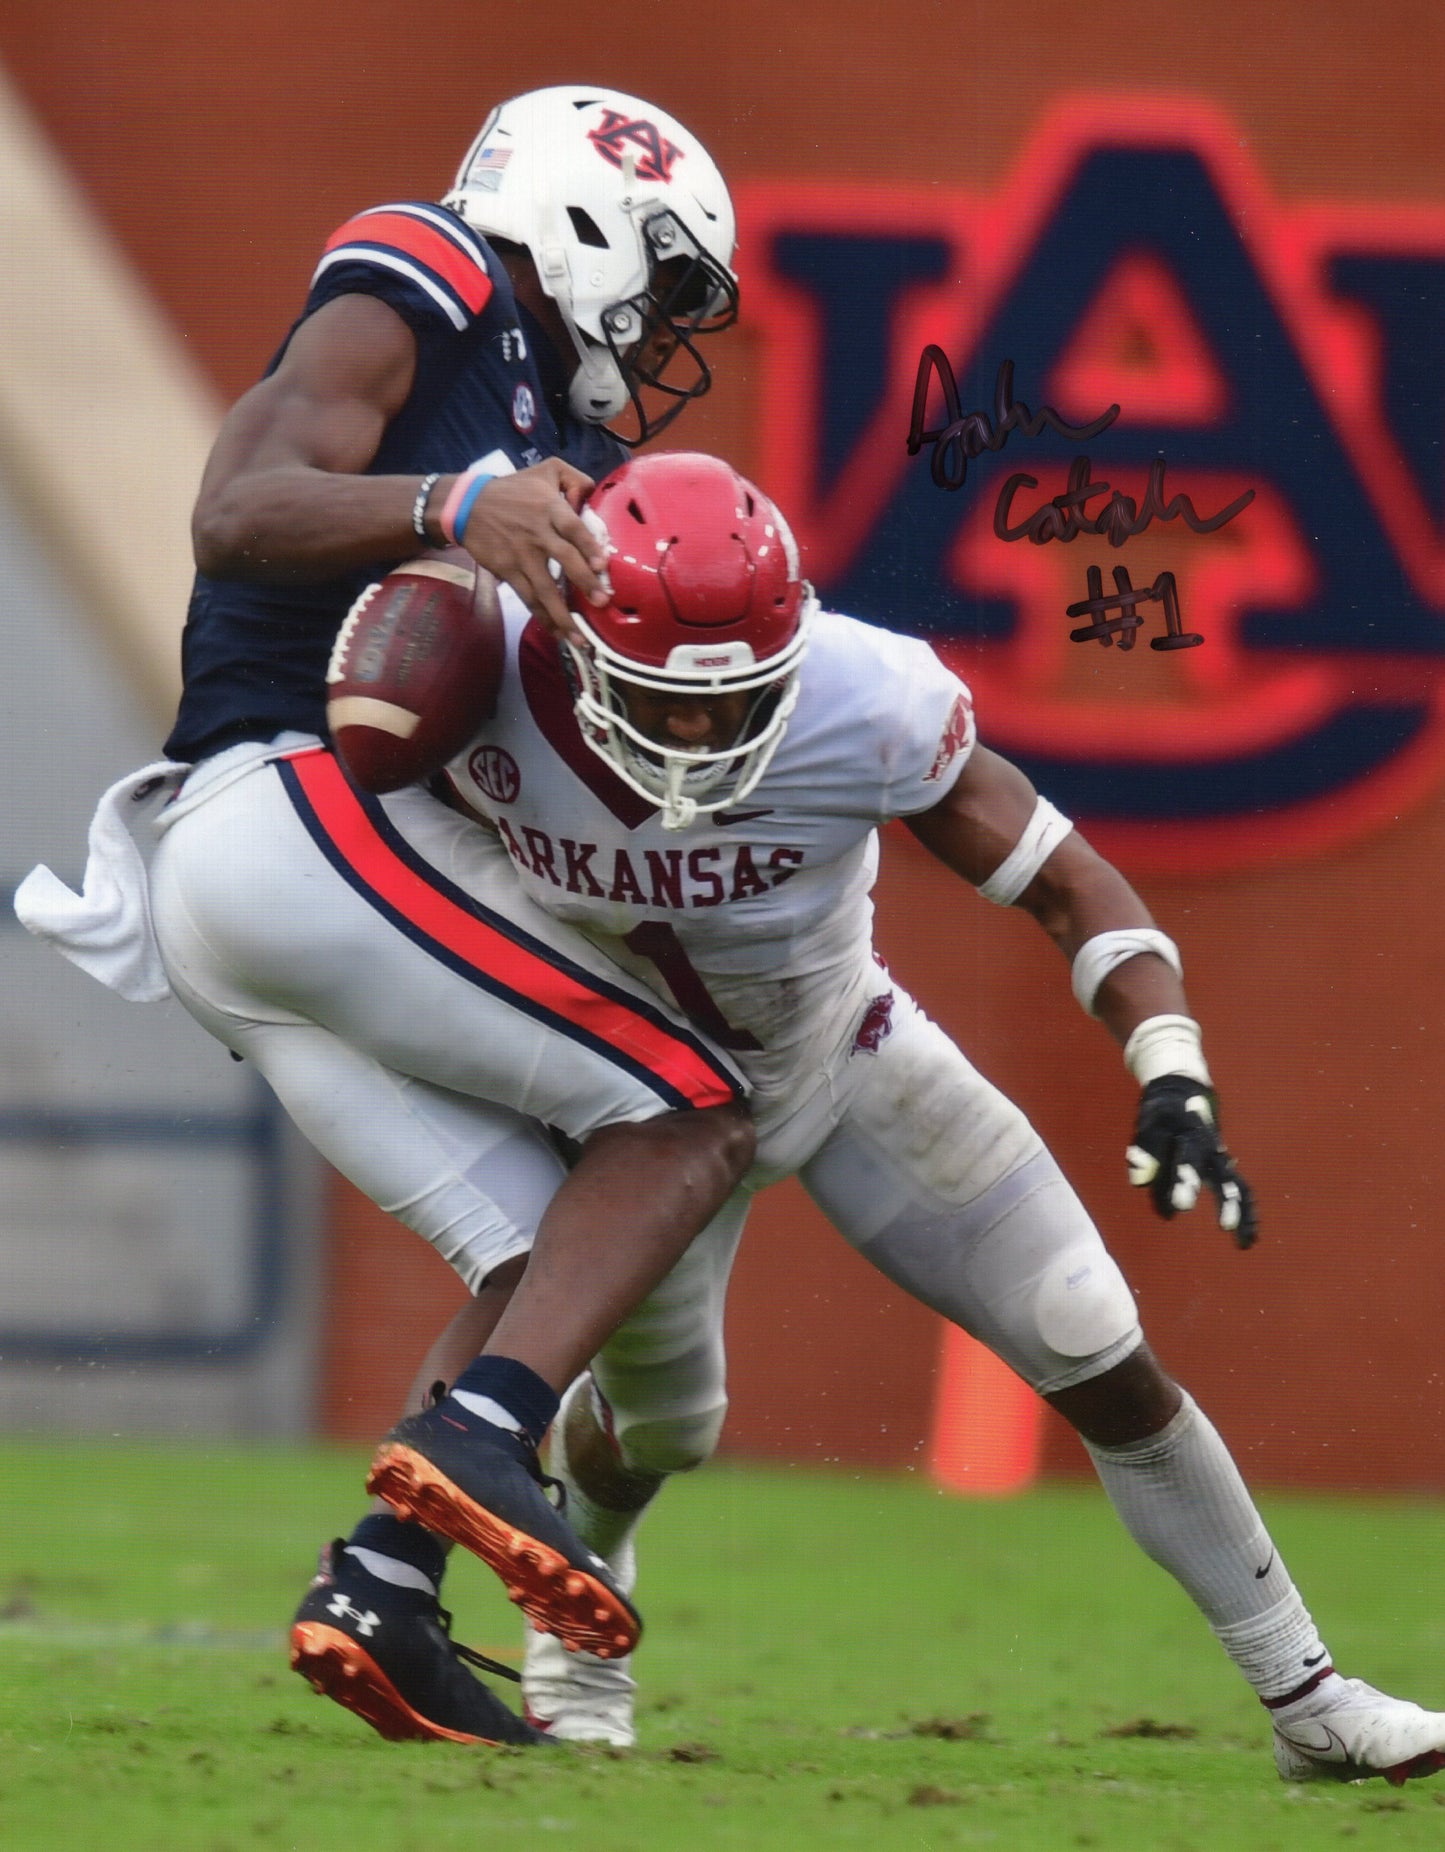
[445,600,975,1123]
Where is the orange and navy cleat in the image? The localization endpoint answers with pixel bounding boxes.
[367,1404,641,1659]
[289,1539,545,1746]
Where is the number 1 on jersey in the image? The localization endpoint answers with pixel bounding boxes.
[623,922,762,1051]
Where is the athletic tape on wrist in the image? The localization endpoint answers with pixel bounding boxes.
[1071,927,1182,1016]
[976,796,1074,904]
[1123,1013,1212,1086]
[438,465,496,547]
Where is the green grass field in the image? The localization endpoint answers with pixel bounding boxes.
[0,1442,1441,1851]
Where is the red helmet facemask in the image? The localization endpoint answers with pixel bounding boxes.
[567,453,816,829]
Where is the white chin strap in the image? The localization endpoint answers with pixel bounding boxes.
[566,339,629,424]
[536,238,632,424]
[660,785,700,832]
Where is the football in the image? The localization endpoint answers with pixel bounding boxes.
[326,549,505,792]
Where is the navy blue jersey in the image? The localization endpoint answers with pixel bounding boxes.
[165,201,626,762]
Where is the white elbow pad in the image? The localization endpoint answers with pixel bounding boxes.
[976,797,1074,905]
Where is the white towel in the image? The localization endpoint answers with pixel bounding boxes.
[15,760,191,1002]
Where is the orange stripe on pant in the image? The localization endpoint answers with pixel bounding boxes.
[278,747,742,1114]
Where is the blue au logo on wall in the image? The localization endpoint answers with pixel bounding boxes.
[740,97,1445,871]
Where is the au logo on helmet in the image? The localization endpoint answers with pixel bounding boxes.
[739,96,1445,872]
[587,110,684,185]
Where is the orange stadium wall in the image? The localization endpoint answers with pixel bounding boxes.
[7,1,1443,1493]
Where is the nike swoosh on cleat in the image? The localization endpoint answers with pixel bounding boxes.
[1278,1721,1348,1758]
[1253,1551,1275,1579]
[1302,1648,1328,1667]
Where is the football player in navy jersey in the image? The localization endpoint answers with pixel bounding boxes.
[152,87,752,1744]
[169,85,740,765]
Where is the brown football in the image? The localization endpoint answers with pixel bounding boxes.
[326,549,505,792]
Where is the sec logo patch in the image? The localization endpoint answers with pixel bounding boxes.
[512,382,537,434]
[467,744,520,803]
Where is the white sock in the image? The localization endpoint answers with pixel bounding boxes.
[343,1546,438,1597]
[449,1389,523,1430]
[1085,1391,1330,1701]
[548,1379,643,1585]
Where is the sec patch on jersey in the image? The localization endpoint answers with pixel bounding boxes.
[326,551,504,792]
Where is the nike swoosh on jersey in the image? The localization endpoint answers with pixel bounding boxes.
[712,807,774,826]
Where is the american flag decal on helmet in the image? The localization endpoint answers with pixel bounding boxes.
[467,146,512,191]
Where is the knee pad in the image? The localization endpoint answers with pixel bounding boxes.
[1033,1244,1139,1360]
[610,1401,728,1476]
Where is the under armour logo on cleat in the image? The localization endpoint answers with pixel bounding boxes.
[326,1593,380,1636]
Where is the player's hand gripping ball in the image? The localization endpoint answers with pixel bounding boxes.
[1127,1076,1259,1250]
[326,550,505,792]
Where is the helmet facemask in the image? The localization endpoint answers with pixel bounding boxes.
[566,612,812,831]
[587,207,739,446]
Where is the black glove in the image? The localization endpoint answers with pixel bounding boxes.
[1127,1075,1258,1249]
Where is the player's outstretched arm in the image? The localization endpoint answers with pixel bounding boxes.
[189,294,606,628]
[906,745,1258,1246]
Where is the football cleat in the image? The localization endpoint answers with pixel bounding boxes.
[289,1540,545,1746]
[1271,1675,1445,1785]
[366,1403,642,1658]
[523,1624,637,1747]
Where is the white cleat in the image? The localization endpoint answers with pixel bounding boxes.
[523,1624,637,1747]
[1271,1675,1445,1786]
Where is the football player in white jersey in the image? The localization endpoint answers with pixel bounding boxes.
[381,449,1440,1784]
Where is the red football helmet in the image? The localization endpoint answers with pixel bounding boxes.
[567,453,815,829]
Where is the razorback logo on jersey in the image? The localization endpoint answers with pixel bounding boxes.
[738,97,1445,873]
[587,110,683,184]
[924,690,975,782]
[851,991,895,1056]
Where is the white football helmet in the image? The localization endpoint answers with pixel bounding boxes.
[444,86,738,443]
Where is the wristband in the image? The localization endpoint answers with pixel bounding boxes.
[438,465,496,547]
[1070,927,1182,1016]
[1123,1013,1212,1086]
[411,471,444,547]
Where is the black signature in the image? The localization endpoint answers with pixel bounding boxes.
[995,455,1255,548]
[907,351,1119,491]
